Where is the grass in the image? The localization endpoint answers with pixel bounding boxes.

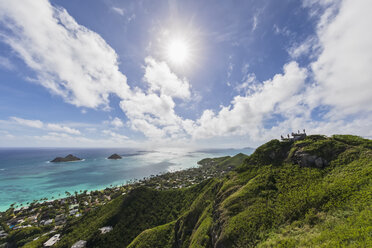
[15,134,372,248]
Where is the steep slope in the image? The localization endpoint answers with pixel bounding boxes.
[15,135,371,248]
[52,182,210,248]
[127,135,372,248]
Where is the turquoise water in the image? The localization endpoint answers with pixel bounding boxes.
[0,147,253,211]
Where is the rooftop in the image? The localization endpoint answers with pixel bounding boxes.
[99,226,113,234]
[71,240,87,248]
[43,234,60,247]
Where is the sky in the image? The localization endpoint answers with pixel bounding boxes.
[0,0,371,148]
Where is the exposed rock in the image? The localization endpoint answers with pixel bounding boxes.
[108,153,122,160]
[292,151,328,168]
[315,157,327,168]
[51,154,81,163]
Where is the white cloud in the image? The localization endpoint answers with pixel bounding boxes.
[0,1,193,143]
[2,0,370,147]
[0,56,15,70]
[10,117,80,135]
[190,62,307,139]
[227,61,234,78]
[144,57,191,99]
[288,37,318,59]
[252,15,258,31]
[46,123,81,135]
[0,0,130,109]
[273,24,291,36]
[236,72,257,93]
[0,130,14,139]
[110,117,124,128]
[120,92,187,139]
[102,130,128,140]
[10,116,43,128]
[33,132,93,144]
[309,0,372,115]
[116,56,193,140]
[127,13,136,23]
[111,7,125,16]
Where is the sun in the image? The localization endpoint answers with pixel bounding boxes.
[166,38,190,66]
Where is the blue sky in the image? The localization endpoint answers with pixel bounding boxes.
[0,0,371,148]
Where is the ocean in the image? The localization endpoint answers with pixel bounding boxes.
[0,147,253,211]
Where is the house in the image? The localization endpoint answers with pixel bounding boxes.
[281,130,307,142]
[28,215,38,223]
[69,204,79,210]
[7,217,22,228]
[43,234,60,247]
[41,219,53,226]
[13,225,31,230]
[17,219,25,224]
[69,209,78,216]
[55,215,66,226]
[99,226,113,234]
[0,230,8,238]
[71,240,87,248]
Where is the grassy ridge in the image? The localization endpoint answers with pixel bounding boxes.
[128,135,372,248]
[53,182,212,248]
[15,134,372,247]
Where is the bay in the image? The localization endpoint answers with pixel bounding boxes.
[0,147,253,211]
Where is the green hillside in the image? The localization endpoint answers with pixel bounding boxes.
[6,134,372,248]
[127,135,371,248]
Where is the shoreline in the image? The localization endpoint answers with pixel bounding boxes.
[0,161,195,213]
[0,152,248,213]
[0,148,254,212]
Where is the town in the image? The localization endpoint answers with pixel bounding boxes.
[0,153,247,248]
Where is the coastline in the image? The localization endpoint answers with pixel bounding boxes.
[0,148,254,212]
[1,152,248,213]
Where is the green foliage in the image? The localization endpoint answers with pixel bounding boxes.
[301,139,346,161]
[22,235,51,248]
[53,183,207,248]
[127,221,176,248]
[173,179,220,248]
[213,136,371,247]
[189,206,213,248]
[238,139,291,171]
[332,134,372,148]
[11,134,371,248]
[305,134,328,141]
[198,153,249,171]
[5,227,43,247]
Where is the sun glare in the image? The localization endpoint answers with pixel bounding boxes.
[166,38,190,66]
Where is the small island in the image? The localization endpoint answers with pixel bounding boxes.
[51,154,82,163]
[107,153,122,160]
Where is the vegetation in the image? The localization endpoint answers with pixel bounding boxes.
[128,135,371,248]
[1,134,370,247]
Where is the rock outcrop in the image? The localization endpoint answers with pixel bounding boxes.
[292,150,328,168]
[51,154,82,163]
[108,153,122,160]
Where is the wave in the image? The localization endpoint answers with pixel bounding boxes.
[46,159,85,163]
